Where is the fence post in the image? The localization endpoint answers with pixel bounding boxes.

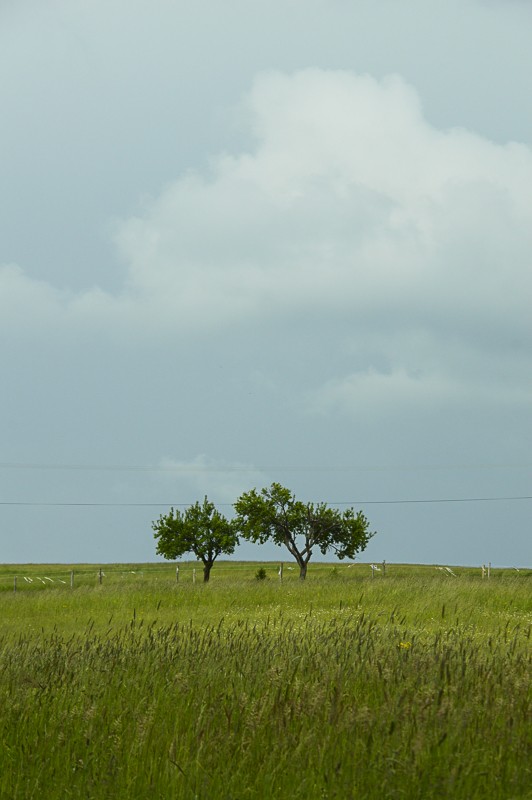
[192,568,196,584]
[175,565,179,583]
[70,570,74,589]
[279,563,283,582]
[382,560,386,576]
[487,562,491,580]
[99,568,103,585]
[13,576,17,594]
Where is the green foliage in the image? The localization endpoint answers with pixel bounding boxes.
[235,482,374,578]
[152,497,238,582]
[255,567,268,580]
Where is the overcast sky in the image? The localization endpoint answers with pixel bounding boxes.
[1,0,531,567]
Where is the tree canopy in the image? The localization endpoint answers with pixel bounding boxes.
[234,482,374,579]
[153,497,238,582]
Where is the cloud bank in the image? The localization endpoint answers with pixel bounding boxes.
[3,69,531,415]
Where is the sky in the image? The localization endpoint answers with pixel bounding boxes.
[1,0,531,567]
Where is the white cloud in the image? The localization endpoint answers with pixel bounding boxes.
[155,454,270,507]
[309,358,532,420]
[112,69,532,335]
[3,68,532,409]
[310,367,456,415]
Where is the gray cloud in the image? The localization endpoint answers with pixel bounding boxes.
[5,70,530,399]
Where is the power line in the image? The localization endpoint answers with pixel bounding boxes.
[0,496,531,508]
[351,495,532,505]
[0,502,180,507]
[0,461,531,473]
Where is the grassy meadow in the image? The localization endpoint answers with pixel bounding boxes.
[0,561,530,799]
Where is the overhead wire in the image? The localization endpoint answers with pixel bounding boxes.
[0,496,531,507]
[1,461,530,507]
[0,461,531,473]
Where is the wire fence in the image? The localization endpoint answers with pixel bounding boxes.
[0,561,529,593]
[0,562,274,592]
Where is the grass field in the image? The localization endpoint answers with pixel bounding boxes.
[0,561,530,799]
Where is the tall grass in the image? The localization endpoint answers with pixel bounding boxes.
[0,565,530,798]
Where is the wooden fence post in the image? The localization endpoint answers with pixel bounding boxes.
[99,568,103,585]
[192,568,196,584]
[175,566,179,583]
[382,560,386,576]
[70,570,74,589]
[279,563,283,582]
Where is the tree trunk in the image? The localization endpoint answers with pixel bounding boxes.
[299,562,308,580]
[203,562,212,582]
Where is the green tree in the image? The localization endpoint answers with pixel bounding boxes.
[234,483,374,580]
[153,497,238,582]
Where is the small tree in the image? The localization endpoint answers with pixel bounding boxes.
[153,497,238,582]
[234,483,374,580]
